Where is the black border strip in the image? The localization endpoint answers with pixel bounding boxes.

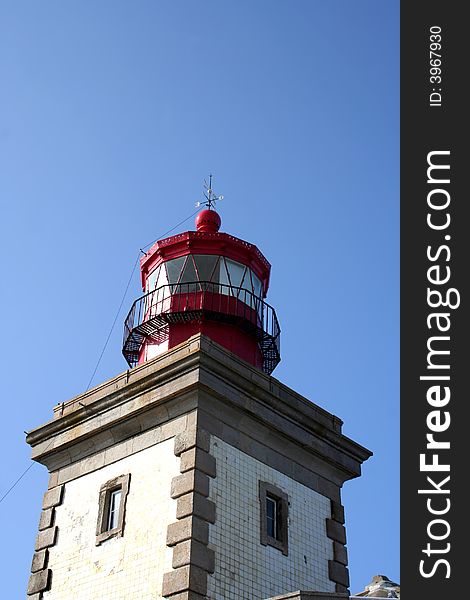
[401,3,467,597]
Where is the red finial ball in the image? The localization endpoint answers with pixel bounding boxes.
[195,209,221,233]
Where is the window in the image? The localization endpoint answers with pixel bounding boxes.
[259,481,289,555]
[266,495,278,538]
[166,256,186,284]
[96,474,130,545]
[107,489,122,530]
[178,256,200,292]
[250,270,263,298]
[194,254,219,282]
[154,255,263,297]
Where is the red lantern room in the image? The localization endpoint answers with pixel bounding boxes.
[122,186,280,374]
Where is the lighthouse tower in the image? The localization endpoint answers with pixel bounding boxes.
[26,198,371,600]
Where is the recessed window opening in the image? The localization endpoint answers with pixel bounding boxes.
[96,474,130,545]
[259,481,289,555]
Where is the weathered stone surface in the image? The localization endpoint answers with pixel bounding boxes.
[328,560,350,588]
[39,508,54,530]
[32,439,179,598]
[131,427,162,454]
[161,416,188,440]
[27,593,42,600]
[326,519,346,544]
[35,526,57,551]
[101,442,130,466]
[171,470,209,499]
[166,516,209,547]
[164,592,206,600]
[180,448,216,477]
[172,539,215,573]
[335,584,349,595]
[331,500,345,524]
[174,427,210,456]
[31,549,48,573]
[27,569,51,595]
[42,485,63,509]
[48,471,58,489]
[55,419,185,486]
[176,492,215,523]
[333,541,348,565]
[162,566,189,596]
[161,564,207,596]
[200,407,343,501]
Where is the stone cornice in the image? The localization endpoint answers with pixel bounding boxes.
[194,346,371,470]
[26,335,371,482]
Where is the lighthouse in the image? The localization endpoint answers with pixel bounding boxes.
[25,194,371,600]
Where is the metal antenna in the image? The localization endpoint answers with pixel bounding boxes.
[196,174,224,210]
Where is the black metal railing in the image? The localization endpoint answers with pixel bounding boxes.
[122,281,281,374]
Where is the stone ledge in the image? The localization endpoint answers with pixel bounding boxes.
[330,500,345,524]
[166,516,209,547]
[180,448,216,477]
[171,471,210,499]
[27,335,371,485]
[42,486,63,509]
[199,407,342,501]
[30,380,198,470]
[172,539,215,573]
[162,564,208,596]
[54,417,187,486]
[31,549,48,573]
[39,508,54,531]
[326,519,346,545]
[176,492,215,523]
[27,569,51,595]
[35,527,57,552]
[333,541,348,566]
[328,560,350,588]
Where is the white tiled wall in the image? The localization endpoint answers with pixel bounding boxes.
[207,437,335,600]
[42,438,179,600]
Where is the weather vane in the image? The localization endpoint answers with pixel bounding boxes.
[196,174,224,210]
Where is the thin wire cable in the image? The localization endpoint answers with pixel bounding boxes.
[0,462,35,505]
[0,437,55,506]
[84,207,200,391]
[0,207,202,507]
[85,253,140,391]
[140,207,200,251]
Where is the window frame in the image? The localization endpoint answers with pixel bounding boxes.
[96,474,131,545]
[259,480,289,556]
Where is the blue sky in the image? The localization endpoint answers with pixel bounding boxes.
[0,1,399,596]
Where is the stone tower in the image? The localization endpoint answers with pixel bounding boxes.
[26,205,371,600]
